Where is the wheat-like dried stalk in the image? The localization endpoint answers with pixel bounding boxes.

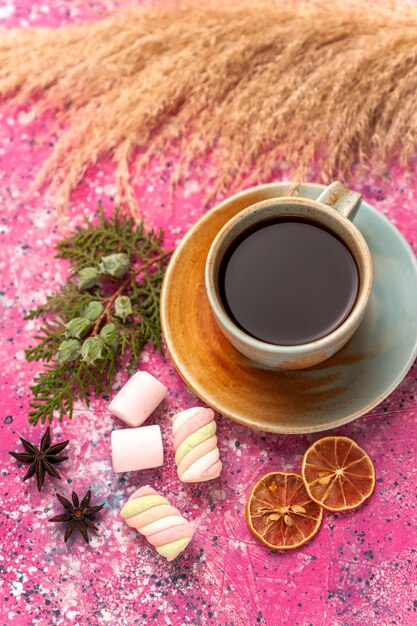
[1,0,417,217]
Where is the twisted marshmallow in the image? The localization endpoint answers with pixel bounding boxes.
[172,407,222,483]
[120,486,195,561]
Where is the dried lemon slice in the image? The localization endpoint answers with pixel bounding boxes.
[302,436,375,511]
[246,472,323,550]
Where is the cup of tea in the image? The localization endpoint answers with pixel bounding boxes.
[205,182,373,369]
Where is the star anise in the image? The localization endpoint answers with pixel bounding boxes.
[49,490,104,544]
[9,427,69,492]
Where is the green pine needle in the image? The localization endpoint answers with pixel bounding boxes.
[25,207,171,426]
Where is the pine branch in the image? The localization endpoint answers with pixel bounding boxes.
[26,320,65,362]
[25,209,172,425]
[120,326,146,373]
[133,274,164,350]
[29,364,77,425]
[56,206,163,270]
[25,283,99,320]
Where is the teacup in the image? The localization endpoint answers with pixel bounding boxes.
[205,181,373,369]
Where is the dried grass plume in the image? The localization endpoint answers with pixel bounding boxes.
[1,0,417,216]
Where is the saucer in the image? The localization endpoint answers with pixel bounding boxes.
[160,182,417,433]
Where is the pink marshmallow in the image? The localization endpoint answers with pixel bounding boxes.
[129,485,157,499]
[146,523,195,547]
[111,425,164,473]
[109,371,167,427]
[202,459,222,480]
[125,504,181,529]
[172,408,214,451]
[176,436,218,478]
[120,486,196,560]
[172,407,222,483]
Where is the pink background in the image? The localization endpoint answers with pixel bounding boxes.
[1,2,416,625]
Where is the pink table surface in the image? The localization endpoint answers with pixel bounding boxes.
[1,2,417,625]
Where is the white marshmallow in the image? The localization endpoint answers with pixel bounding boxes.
[109,371,167,427]
[111,425,164,473]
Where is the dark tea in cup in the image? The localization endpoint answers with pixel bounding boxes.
[219,219,359,346]
[205,181,373,369]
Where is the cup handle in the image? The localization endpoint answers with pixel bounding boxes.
[316,181,362,220]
